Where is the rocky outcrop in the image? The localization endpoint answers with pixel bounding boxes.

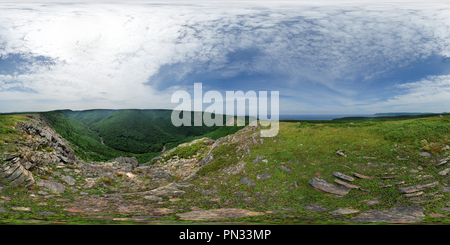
[16,114,77,164]
[150,124,263,181]
[114,156,139,169]
[0,114,78,189]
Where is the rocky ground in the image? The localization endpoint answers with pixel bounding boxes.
[0,114,450,224]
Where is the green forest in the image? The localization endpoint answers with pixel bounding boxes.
[42,109,246,164]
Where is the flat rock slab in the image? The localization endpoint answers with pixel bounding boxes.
[333,172,354,181]
[239,177,256,186]
[279,166,292,172]
[397,181,439,194]
[143,196,163,201]
[334,179,359,189]
[309,177,350,195]
[366,199,382,206]
[61,175,76,185]
[346,205,426,223]
[177,208,265,221]
[406,198,441,204]
[352,172,375,179]
[438,168,450,176]
[379,181,405,188]
[144,186,186,196]
[11,207,31,211]
[419,152,432,157]
[329,208,360,215]
[257,173,271,180]
[35,211,55,215]
[404,191,424,197]
[300,204,328,213]
[36,180,66,194]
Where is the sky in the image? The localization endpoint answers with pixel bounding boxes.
[0,1,450,115]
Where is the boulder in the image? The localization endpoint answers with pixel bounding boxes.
[36,180,66,194]
[115,156,139,168]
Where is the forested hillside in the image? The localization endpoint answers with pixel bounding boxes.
[42,109,246,163]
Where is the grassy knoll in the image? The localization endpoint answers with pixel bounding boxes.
[174,115,450,223]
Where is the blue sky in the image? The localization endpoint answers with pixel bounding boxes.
[0,0,450,115]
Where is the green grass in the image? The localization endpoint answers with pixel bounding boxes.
[172,115,450,223]
[196,143,240,176]
[163,140,210,161]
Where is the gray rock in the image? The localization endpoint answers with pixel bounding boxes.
[333,172,354,181]
[404,191,424,197]
[439,168,450,176]
[35,211,55,215]
[149,169,174,181]
[419,152,432,157]
[397,181,439,194]
[36,180,66,194]
[441,187,450,192]
[436,157,450,167]
[253,155,266,163]
[115,156,139,168]
[352,172,375,179]
[347,206,426,223]
[329,208,360,215]
[239,177,256,186]
[279,166,292,172]
[4,154,18,161]
[300,204,328,213]
[177,208,265,221]
[334,179,359,189]
[61,175,76,185]
[379,181,405,188]
[202,190,214,195]
[143,196,163,201]
[336,150,347,157]
[0,207,5,212]
[257,173,271,180]
[309,177,351,195]
[406,198,441,204]
[366,199,382,206]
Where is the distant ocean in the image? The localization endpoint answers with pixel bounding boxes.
[278,114,376,121]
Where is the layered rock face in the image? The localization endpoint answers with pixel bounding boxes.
[148,123,263,181]
[1,114,78,188]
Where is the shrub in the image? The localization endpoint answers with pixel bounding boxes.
[43,147,53,152]
[100,177,113,185]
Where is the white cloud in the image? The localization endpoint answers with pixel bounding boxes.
[0,2,449,113]
[361,75,450,112]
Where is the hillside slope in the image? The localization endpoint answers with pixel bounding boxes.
[1,113,449,224]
